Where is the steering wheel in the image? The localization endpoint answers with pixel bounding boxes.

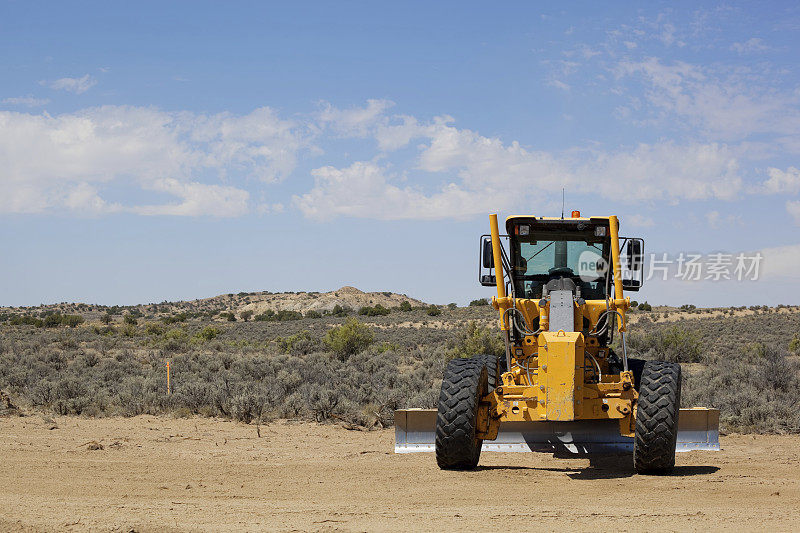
[548,266,575,278]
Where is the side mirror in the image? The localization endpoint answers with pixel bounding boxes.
[482,238,494,269]
[480,275,497,287]
[622,279,641,292]
[626,239,643,271]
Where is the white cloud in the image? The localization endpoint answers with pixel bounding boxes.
[46,74,97,94]
[293,104,744,220]
[0,105,306,215]
[0,98,787,221]
[374,115,428,152]
[761,167,800,194]
[294,161,503,220]
[548,79,571,91]
[760,243,800,279]
[415,120,572,197]
[627,214,654,227]
[731,38,769,53]
[659,23,677,46]
[615,58,800,142]
[583,142,742,201]
[787,200,800,225]
[564,45,601,60]
[185,106,303,183]
[317,99,394,137]
[63,182,121,214]
[134,179,249,217]
[704,210,741,229]
[2,96,50,107]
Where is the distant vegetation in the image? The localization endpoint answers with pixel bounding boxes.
[3,312,85,328]
[358,305,391,317]
[625,308,800,433]
[254,309,303,322]
[1,300,799,433]
[323,318,374,360]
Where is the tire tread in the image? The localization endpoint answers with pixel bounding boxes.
[634,360,682,474]
[435,357,487,470]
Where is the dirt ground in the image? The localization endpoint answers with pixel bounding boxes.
[0,415,797,532]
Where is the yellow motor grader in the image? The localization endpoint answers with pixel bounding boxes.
[394,212,720,473]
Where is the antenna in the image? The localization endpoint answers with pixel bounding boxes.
[561,188,565,219]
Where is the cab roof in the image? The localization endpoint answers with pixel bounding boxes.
[504,215,612,234]
[505,215,610,222]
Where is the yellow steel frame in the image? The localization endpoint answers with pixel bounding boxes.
[477,213,636,441]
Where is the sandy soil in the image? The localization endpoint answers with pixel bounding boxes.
[0,415,797,532]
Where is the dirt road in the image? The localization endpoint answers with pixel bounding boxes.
[0,415,797,532]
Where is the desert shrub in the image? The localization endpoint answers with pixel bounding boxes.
[277,330,321,355]
[683,344,800,433]
[323,319,374,360]
[447,321,504,360]
[63,315,85,327]
[627,325,702,362]
[254,309,303,322]
[426,305,442,316]
[1,301,796,433]
[43,313,63,328]
[638,301,652,311]
[93,325,115,336]
[227,383,271,423]
[195,326,221,342]
[304,310,322,319]
[469,298,489,307]
[240,310,254,322]
[124,315,138,325]
[9,315,44,327]
[359,305,391,317]
[376,342,400,353]
[254,310,274,321]
[329,304,351,317]
[276,310,303,321]
[447,303,457,310]
[790,335,800,354]
[163,328,189,352]
[399,301,413,312]
[145,323,165,336]
[162,313,188,324]
[174,312,189,323]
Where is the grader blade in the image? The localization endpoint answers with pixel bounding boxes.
[394,407,720,454]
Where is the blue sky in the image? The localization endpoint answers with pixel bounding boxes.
[1,1,799,307]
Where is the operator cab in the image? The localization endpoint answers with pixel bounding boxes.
[479,213,644,299]
[509,217,611,301]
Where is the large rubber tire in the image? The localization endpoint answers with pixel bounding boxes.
[435,358,488,470]
[474,354,500,391]
[634,361,682,474]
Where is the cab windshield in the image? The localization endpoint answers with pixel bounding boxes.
[512,228,609,300]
